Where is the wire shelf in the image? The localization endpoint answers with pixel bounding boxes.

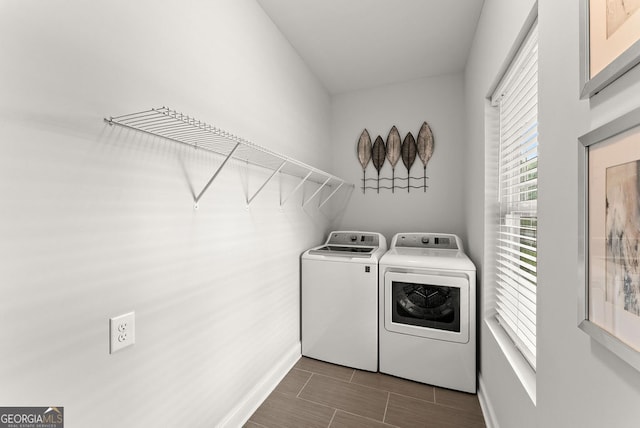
[105,107,352,208]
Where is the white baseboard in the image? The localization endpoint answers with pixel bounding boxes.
[217,342,301,428]
[478,374,498,428]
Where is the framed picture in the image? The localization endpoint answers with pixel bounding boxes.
[579,0,640,98]
[579,106,640,371]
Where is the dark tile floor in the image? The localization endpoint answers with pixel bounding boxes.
[245,357,486,428]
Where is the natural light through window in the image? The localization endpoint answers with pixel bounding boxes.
[491,20,538,370]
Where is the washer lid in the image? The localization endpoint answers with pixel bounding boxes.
[303,230,387,261]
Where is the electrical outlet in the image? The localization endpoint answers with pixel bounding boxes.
[109,312,135,354]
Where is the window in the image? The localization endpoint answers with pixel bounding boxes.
[491,20,538,369]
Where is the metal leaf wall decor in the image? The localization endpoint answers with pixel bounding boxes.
[357,129,372,193]
[386,126,402,192]
[401,132,417,193]
[416,121,434,192]
[371,136,386,193]
[357,122,434,193]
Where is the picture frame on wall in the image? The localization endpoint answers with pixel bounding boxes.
[578,106,640,372]
[579,0,640,98]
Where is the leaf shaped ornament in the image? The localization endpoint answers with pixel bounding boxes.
[402,132,417,193]
[386,126,402,192]
[416,121,434,192]
[371,136,386,173]
[416,121,434,167]
[386,126,401,168]
[357,129,372,171]
[401,132,417,170]
[372,136,386,193]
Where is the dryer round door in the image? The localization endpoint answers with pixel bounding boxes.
[384,271,469,343]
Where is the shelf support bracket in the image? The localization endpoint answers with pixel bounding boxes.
[280,171,312,207]
[318,181,345,208]
[194,142,241,209]
[246,161,287,207]
[303,176,331,207]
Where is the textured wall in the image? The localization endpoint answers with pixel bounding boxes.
[0,1,334,426]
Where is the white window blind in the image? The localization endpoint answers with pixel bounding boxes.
[491,21,538,369]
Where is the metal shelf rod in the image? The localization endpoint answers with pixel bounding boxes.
[194,142,241,209]
[281,171,312,207]
[319,181,345,208]
[303,177,331,207]
[247,161,287,206]
[104,117,203,152]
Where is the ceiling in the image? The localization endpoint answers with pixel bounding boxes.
[256,0,485,94]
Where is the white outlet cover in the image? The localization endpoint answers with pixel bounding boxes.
[109,311,135,354]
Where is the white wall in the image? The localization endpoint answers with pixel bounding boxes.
[0,1,335,426]
[331,74,466,244]
[466,0,640,427]
[537,1,640,426]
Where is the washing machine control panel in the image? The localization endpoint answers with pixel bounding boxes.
[326,232,380,247]
[394,233,459,249]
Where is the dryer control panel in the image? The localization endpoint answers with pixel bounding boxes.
[394,233,460,250]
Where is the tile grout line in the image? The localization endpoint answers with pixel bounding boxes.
[297,372,314,398]
[326,409,337,428]
[336,408,403,428]
[348,369,355,383]
[296,370,345,413]
[297,361,354,383]
[348,373,439,405]
[382,391,390,424]
[313,372,398,395]
[350,384,438,406]
[296,394,338,411]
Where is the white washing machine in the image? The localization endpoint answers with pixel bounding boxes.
[379,233,477,393]
[301,231,387,371]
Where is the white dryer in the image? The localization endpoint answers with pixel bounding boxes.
[379,233,477,393]
[302,231,387,371]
